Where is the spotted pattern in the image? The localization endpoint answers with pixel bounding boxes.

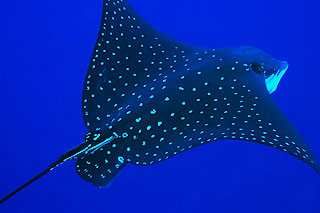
[76,0,319,187]
[76,132,126,187]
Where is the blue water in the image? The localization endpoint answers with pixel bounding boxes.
[0,0,319,212]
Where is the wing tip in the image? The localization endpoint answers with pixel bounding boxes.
[310,162,320,174]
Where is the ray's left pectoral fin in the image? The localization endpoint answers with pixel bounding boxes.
[82,0,212,132]
[235,82,320,173]
[75,142,127,188]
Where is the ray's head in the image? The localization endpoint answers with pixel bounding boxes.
[232,46,289,94]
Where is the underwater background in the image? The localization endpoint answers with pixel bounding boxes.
[0,0,319,212]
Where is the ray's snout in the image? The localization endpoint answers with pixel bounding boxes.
[278,60,289,73]
[265,60,288,94]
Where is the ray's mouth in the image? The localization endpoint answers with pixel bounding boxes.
[265,61,289,94]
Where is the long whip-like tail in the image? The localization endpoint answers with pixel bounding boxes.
[0,133,117,204]
[0,142,84,204]
[0,163,58,204]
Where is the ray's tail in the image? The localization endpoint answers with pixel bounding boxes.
[0,132,117,204]
[0,152,78,204]
[0,150,81,204]
[0,162,58,204]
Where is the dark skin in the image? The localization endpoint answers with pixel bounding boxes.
[218,46,283,78]
[250,62,267,76]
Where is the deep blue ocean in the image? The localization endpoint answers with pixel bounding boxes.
[1,0,319,212]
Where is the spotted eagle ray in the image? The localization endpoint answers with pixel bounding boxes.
[1,0,319,204]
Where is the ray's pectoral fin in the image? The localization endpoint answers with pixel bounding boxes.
[233,75,320,173]
[76,140,127,188]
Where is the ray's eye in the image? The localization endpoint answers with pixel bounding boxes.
[250,62,265,75]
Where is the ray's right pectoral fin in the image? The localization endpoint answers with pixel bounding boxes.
[75,142,127,188]
[235,78,320,173]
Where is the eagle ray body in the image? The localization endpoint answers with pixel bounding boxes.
[77,0,319,187]
[0,0,319,203]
